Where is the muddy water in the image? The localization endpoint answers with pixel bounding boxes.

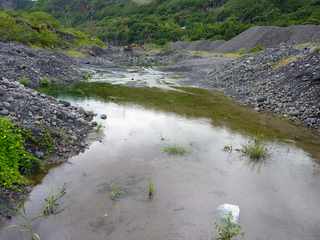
[1,96,320,240]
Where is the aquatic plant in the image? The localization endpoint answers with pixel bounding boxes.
[43,184,67,216]
[96,123,104,133]
[19,76,31,87]
[7,184,67,240]
[241,139,268,160]
[162,145,187,155]
[215,213,243,240]
[148,180,155,199]
[110,184,124,200]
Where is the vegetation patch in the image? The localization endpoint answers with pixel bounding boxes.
[0,117,41,190]
[0,10,104,49]
[19,76,31,87]
[241,139,268,161]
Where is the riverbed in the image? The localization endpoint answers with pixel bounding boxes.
[1,67,320,240]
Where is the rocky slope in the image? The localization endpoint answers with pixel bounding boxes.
[0,42,84,88]
[166,44,320,130]
[169,25,320,53]
[0,42,98,219]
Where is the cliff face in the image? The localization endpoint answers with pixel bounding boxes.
[0,0,16,9]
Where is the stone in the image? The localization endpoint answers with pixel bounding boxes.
[0,109,9,115]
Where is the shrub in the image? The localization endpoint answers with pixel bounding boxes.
[0,118,39,189]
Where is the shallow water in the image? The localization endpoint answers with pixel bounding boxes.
[1,97,320,240]
[82,65,182,89]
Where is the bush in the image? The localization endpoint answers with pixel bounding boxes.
[0,118,40,189]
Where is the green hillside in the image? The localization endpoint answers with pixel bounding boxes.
[31,0,320,45]
[0,9,104,48]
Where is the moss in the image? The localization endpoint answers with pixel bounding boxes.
[40,82,320,160]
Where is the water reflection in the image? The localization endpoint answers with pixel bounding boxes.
[1,99,320,240]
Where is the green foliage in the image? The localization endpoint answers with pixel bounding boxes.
[162,145,188,155]
[215,212,243,240]
[0,118,40,189]
[32,0,320,45]
[0,9,104,48]
[241,139,268,160]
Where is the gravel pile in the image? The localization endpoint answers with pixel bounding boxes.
[215,25,320,52]
[0,78,95,161]
[0,42,83,88]
[206,45,320,129]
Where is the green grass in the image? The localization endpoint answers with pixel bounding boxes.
[241,139,268,160]
[39,82,320,160]
[162,145,188,155]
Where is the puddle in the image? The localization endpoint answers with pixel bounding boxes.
[1,98,320,240]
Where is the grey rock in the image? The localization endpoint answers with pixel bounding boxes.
[0,109,9,115]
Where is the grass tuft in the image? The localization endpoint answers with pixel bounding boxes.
[241,139,268,160]
[148,180,155,199]
[215,212,243,240]
[43,184,66,216]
